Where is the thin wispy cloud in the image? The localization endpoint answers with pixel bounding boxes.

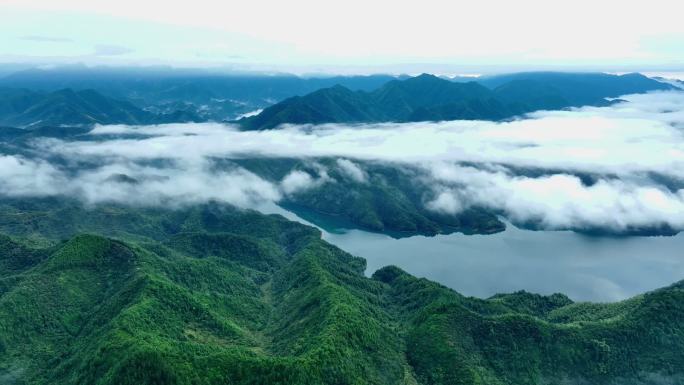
[19,35,73,43]
[93,44,134,56]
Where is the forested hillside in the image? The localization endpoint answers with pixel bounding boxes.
[240,73,673,130]
[0,199,682,384]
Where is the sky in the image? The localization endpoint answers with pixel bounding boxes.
[1,0,684,74]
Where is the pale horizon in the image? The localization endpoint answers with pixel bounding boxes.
[2,0,684,75]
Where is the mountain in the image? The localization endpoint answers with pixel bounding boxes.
[231,157,504,237]
[0,198,682,384]
[0,66,401,121]
[1,68,672,128]
[239,85,384,129]
[478,71,673,105]
[239,74,505,130]
[368,74,493,118]
[239,72,674,130]
[0,87,204,129]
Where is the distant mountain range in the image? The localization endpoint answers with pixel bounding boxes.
[0,69,675,130]
[0,87,203,129]
[239,72,674,130]
[0,66,400,122]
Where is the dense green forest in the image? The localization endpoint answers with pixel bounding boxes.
[232,158,505,237]
[239,73,673,130]
[0,199,682,384]
[0,88,204,128]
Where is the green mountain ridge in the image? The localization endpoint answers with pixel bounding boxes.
[239,72,673,130]
[231,157,505,237]
[0,200,683,384]
[0,71,672,130]
[0,67,401,122]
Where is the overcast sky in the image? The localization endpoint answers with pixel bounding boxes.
[1,0,683,74]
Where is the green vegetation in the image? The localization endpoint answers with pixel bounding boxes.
[240,73,673,130]
[0,71,672,130]
[0,69,398,124]
[375,266,684,385]
[0,199,682,384]
[233,158,504,237]
[0,87,202,129]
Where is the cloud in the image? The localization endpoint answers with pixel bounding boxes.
[236,109,263,120]
[19,35,72,43]
[10,90,684,232]
[280,165,331,195]
[0,155,66,196]
[425,164,684,231]
[426,190,463,214]
[93,44,134,56]
[336,158,367,183]
[281,170,315,195]
[0,155,280,208]
[60,91,684,179]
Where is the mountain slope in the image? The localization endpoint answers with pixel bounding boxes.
[239,74,504,130]
[239,85,385,130]
[369,74,496,119]
[232,157,505,237]
[0,202,682,384]
[0,87,204,129]
[0,66,401,121]
[479,72,673,106]
[0,204,407,385]
[374,265,684,385]
[240,72,674,130]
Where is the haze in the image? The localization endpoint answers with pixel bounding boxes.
[2,0,684,74]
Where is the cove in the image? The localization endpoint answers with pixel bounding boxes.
[261,203,684,302]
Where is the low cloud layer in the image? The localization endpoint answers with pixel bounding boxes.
[0,156,281,208]
[49,91,684,178]
[3,90,684,232]
[336,158,367,183]
[426,163,684,231]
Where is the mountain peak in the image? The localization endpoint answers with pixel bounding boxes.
[405,73,444,85]
[415,73,439,80]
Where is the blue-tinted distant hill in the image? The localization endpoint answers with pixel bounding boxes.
[0,87,203,129]
[0,66,401,121]
[0,68,674,130]
[477,71,671,105]
[240,72,674,130]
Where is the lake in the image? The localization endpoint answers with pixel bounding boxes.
[261,204,684,302]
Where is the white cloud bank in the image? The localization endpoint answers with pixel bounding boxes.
[3,91,684,232]
[55,91,684,178]
[425,164,684,231]
[0,156,281,208]
[336,158,367,183]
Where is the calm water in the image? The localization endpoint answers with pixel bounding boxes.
[261,204,684,302]
[323,225,684,302]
